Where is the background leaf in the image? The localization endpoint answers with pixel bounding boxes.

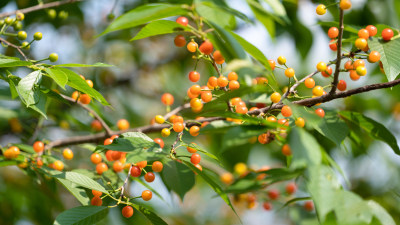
[54,206,108,225]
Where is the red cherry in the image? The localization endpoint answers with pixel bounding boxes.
[130,166,141,177]
[382,28,394,41]
[268,189,280,200]
[176,16,189,26]
[191,153,201,164]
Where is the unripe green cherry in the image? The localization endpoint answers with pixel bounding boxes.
[0,20,4,26]
[5,17,13,25]
[58,11,69,20]
[34,32,43,41]
[107,13,115,21]
[17,31,27,40]
[21,41,30,49]
[47,9,57,19]
[13,21,22,30]
[16,12,25,21]
[49,53,59,62]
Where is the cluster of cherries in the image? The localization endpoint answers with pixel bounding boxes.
[220,163,314,212]
[0,12,58,61]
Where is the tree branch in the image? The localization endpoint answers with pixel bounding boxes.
[0,0,83,18]
[60,94,113,136]
[329,9,345,94]
[0,37,28,61]
[45,78,400,149]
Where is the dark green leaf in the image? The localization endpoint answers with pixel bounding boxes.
[53,206,108,225]
[314,111,349,146]
[339,111,400,155]
[206,22,247,62]
[57,67,109,105]
[160,160,195,200]
[134,205,168,225]
[183,161,241,223]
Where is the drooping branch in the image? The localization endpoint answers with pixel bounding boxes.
[0,0,84,18]
[0,37,28,61]
[61,94,113,136]
[329,9,345,94]
[46,78,400,149]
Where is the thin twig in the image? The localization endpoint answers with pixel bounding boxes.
[0,37,28,61]
[61,94,113,136]
[171,132,183,156]
[0,0,83,18]
[164,103,190,120]
[329,9,345,94]
[120,163,133,197]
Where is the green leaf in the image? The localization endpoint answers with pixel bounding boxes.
[49,171,107,193]
[339,111,400,155]
[367,200,396,225]
[53,206,108,225]
[206,22,247,62]
[314,111,349,146]
[45,68,68,89]
[160,160,195,200]
[57,67,109,105]
[98,4,187,36]
[131,20,191,41]
[368,37,400,81]
[0,57,32,67]
[263,0,289,23]
[288,128,322,169]
[181,142,219,162]
[196,2,236,29]
[55,63,113,67]
[318,21,360,34]
[226,168,303,194]
[98,132,161,152]
[183,161,241,223]
[57,179,90,205]
[229,31,271,71]
[247,0,275,38]
[134,205,168,225]
[134,178,165,202]
[13,143,35,153]
[221,125,266,151]
[307,165,395,225]
[0,159,17,167]
[16,71,48,118]
[17,71,41,107]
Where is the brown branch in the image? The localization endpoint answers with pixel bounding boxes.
[329,9,345,94]
[45,78,400,149]
[164,103,190,120]
[171,132,183,156]
[0,0,83,18]
[294,78,400,107]
[61,94,113,136]
[0,37,28,61]
[280,54,349,102]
